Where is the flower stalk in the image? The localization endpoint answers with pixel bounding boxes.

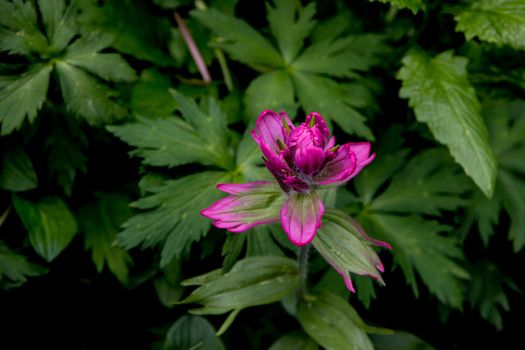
[297,244,310,297]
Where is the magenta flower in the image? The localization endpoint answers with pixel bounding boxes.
[201,110,375,246]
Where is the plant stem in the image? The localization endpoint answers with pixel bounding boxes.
[297,244,310,297]
[174,11,211,83]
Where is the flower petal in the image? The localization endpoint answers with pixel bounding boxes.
[201,181,285,233]
[217,181,275,195]
[294,145,326,175]
[347,142,375,175]
[280,191,324,246]
[315,144,357,185]
[305,112,330,142]
[251,110,292,153]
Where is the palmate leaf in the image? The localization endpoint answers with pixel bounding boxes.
[62,33,137,83]
[13,196,78,262]
[499,170,525,251]
[398,50,497,197]
[78,0,172,66]
[194,3,383,136]
[455,0,525,50]
[0,0,48,55]
[292,34,388,78]
[266,0,316,63]
[468,100,525,250]
[0,0,135,132]
[366,0,426,14]
[38,0,77,52]
[369,149,470,215]
[130,69,177,117]
[353,129,470,307]
[117,171,232,267]
[108,93,233,169]
[77,193,133,283]
[0,240,47,289]
[55,62,128,125]
[467,261,519,330]
[293,72,373,139]
[244,70,295,122]
[0,64,52,135]
[361,214,469,307]
[191,8,284,69]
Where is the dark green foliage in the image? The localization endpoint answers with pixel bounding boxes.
[1,0,524,349]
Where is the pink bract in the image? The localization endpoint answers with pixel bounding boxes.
[201,110,376,246]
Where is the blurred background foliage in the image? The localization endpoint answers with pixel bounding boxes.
[0,0,524,349]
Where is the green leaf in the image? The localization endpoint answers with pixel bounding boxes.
[109,117,212,168]
[222,233,246,272]
[471,99,525,251]
[361,214,469,307]
[371,331,436,350]
[78,0,172,65]
[499,169,525,251]
[191,8,284,69]
[366,0,426,14]
[63,34,136,82]
[244,70,295,122]
[266,0,316,63]
[354,125,409,204]
[0,146,38,192]
[297,291,373,350]
[38,0,77,52]
[77,193,133,283]
[180,257,299,333]
[292,34,387,78]
[467,261,519,330]
[131,69,177,117]
[455,0,525,50]
[234,127,271,183]
[0,240,47,289]
[293,72,373,139]
[0,64,52,135]
[180,256,299,315]
[44,119,87,196]
[246,225,284,257]
[154,258,183,307]
[164,315,225,350]
[268,331,319,350]
[0,0,49,55]
[55,61,127,125]
[313,209,386,285]
[369,149,470,215]
[117,171,232,267]
[109,94,232,169]
[398,50,497,197]
[469,189,500,246]
[309,11,361,43]
[13,196,78,262]
[171,90,232,167]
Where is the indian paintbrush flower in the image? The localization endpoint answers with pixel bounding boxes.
[201,110,389,291]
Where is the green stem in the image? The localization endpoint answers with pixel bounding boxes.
[215,48,234,92]
[297,244,310,297]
